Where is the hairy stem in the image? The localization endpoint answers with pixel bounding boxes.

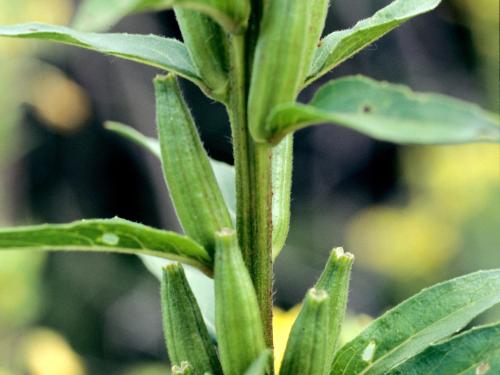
[228,34,274,347]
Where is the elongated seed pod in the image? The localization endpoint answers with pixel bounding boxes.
[161,264,223,375]
[175,8,229,101]
[315,247,354,371]
[302,0,330,80]
[272,134,293,258]
[215,228,267,375]
[172,0,251,34]
[248,0,311,142]
[155,75,233,256]
[279,288,330,375]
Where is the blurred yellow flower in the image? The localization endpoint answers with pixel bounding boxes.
[23,329,86,375]
[403,145,500,221]
[30,64,91,132]
[273,306,301,371]
[347,204,459,280]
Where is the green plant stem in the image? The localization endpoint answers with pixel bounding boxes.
[228,34,274,347]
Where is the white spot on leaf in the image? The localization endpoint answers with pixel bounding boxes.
[101,233,119,246]
[476,362,490,375]
[362,341,376,362]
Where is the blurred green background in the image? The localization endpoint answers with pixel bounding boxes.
[0,0,498,374]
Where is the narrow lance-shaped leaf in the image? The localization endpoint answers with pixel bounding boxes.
[315,248,354,369]
[388,322,500,375]
[105,121,236,221]
[268,76,500,145]
[215,228,267,375]
[74,0,250,34]
[161,264,223,375]
[280,288,330,375]
[330,269,500,375]
[306,0,442,85]
[302,0,330,79]
[174,8,229,102]
[0,23,217,98]
[0,218,212,274]
[272,135,293,259]
[155,75,233,255]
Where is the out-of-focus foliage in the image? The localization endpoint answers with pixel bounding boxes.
[454,0,499,109]
[22,329,86,375]
[345,1,499,294]
[347,143,500,288]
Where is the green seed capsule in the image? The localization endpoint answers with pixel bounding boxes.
[315,247,354,370]
[214,228,267,375]
[158,0,251,33]
[279,288,330,375]
[161,264,223,375]
[155,75,233,256]
[248,0,311,142]
[175,8,229,101]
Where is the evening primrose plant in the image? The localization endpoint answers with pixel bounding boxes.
[1,0,500,374]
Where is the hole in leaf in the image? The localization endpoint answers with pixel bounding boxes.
[101,233,120,246]
[361,341,376,362]
[362,104,373,114]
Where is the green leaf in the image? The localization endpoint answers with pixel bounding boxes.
[306,0,442,84]
[161,263,223,375]
[0,218,212,274]
[155,75,233,255]
[244,350,272,375]
[0,23,215,97]
[104,121,236,220]
[74,0,250,34]
[268,76,500,145]
[330,269,500,375]
[271,135,293,259]
[105,121,161,158]
[388,323,500,375]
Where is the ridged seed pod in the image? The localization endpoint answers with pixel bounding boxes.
[279,288,330,375]
[155,75,233,256]
[161,264,223,375]
[315,247,354,370]
[175,8,229,101]
[214,228,267,375]
[172,0,251,34]
[248,0,311,142]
